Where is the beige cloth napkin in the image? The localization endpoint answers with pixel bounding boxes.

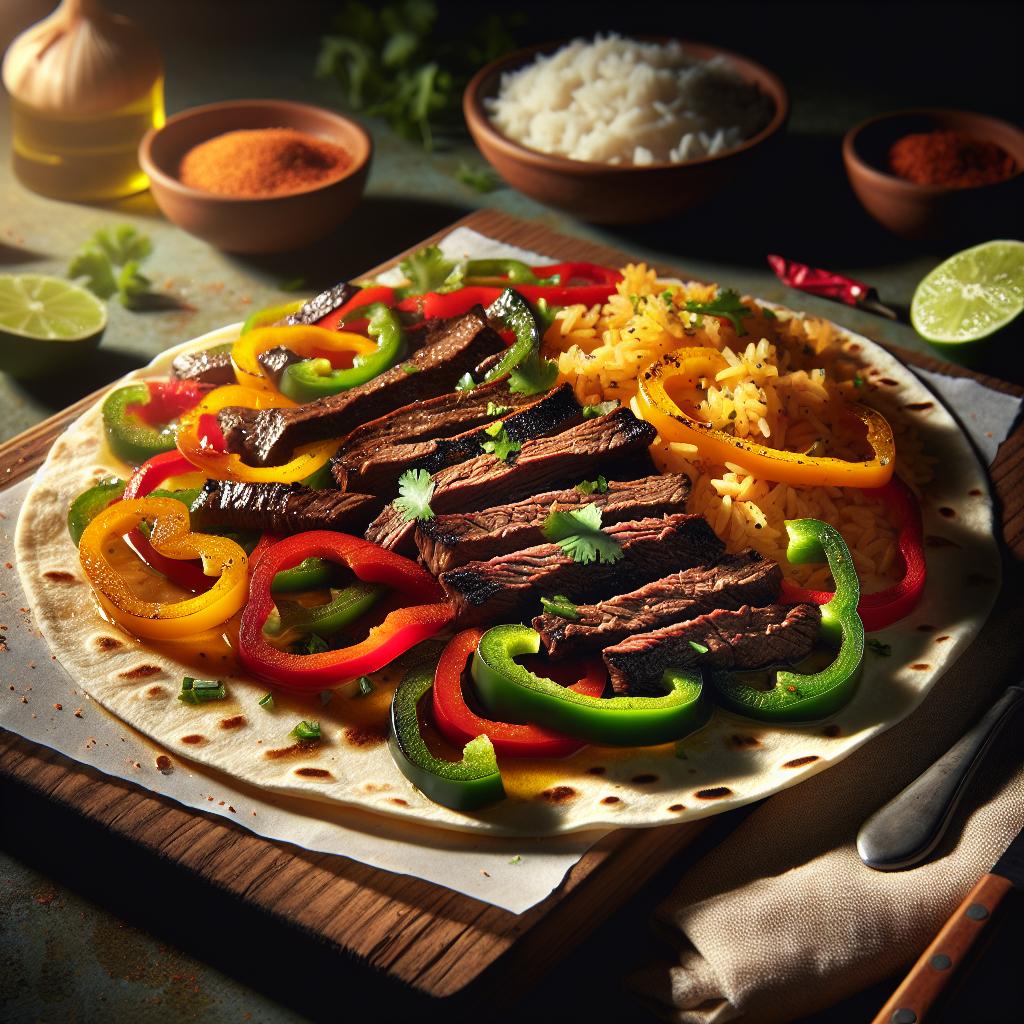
[632,594,1024,1024]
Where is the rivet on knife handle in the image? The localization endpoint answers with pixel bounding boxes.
[857,685,1024,871]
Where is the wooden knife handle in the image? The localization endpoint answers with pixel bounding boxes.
[871,872,1013,1024]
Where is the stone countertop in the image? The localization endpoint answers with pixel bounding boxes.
[2,2,1022,1022]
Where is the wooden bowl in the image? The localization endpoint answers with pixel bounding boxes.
[463,40,788,224]
[139,100,372,254]
[842,108,1024,241]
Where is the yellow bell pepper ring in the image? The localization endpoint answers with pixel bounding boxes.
[175,384,337,484]
[231,324,377,392]
[636,347,896,488]
[79,497,249,640]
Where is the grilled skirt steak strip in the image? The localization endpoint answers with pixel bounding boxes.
[533,550,783,659]
[331,379,541,489]
[364,407,658,555]
[190,480,382,536]
[417,473,691,576]
[217,307,506,467]
[171,344,235,386]
[439,513,724,626]
[284,282,358,325]
[345,384,582,496]
[603,602,822,695]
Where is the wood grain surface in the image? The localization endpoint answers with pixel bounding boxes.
[2,209,1022,1007]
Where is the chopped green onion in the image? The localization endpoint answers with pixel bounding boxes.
[688,641,709,655]
[258,692,275,711]
[178,677,226,704]
[291,720,321,741]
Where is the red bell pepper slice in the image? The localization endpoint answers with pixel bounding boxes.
[781,476,925,631]
[125,380,210,428]
[239,531,453,691]
[122,450,211,593]
[314,285,397,333]
[432,628,606,758]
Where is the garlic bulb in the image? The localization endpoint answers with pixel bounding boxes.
[2,0,162,116]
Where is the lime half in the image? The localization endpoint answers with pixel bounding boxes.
[911,240,1024,346]
[0,274,107,378]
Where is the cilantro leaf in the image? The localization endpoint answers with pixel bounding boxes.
[540,594,579,620]
[542,503,623,565]
[95,224,153,266]
[455,162,499,193]
[397,245,456,296]
[508,353,558,396]
[455,372,475,392]
[582,401,618,419]
[117,261,152,310]
[480,421,521,462]
[576,475,609,496]
[486,401,511,417]
[393,468,435,522]
[68,247,118,299]
[401,362,420,374]
[683,289,754,336]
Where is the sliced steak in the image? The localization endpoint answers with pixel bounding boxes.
[331,378,541,488]
[603,602,822,694]
[257,346,304,387]
[347,384,582,496]
[217,307,505,466]
[171,343,234,386]
[365,407,657,554]
[439,513,724,625]
[190,480,382,536]
[284,282,358,325]
[533,550,781,658]
[418,473,691,576]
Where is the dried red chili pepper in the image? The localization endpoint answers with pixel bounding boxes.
[767,254,896,319]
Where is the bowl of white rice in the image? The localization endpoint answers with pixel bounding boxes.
[464,34,787,223]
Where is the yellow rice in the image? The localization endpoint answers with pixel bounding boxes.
[545,264,934,590]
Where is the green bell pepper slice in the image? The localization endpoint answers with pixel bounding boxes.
[712,518,865,722]
[263,581,385,639]
[464,259,559,286]
[67,478,126,546]
[101,383,175,465]
[241,299,306,335]
[389,665,506,812]
[280,303,405,402]
[471,625,710,747]
[270,556,339,594]
[481,288,541,384]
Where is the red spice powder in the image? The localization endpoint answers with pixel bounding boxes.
[178,127,351,198]
[888,130,1016,188]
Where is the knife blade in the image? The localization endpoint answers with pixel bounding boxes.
[858,684,1024,871]
[871,820,1024,1024]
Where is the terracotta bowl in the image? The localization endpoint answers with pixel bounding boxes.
[842,108,1024,241]
[463,40,788,224]
[139,100,372,254]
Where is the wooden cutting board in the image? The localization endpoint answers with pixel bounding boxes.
[2,209,1022,1012]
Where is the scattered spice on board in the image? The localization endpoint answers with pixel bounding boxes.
[178,128,351,198]
[888,131,1016,188]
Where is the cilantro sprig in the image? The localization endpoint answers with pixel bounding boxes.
[683,289,755,336]
[542,503,623,565]
[393,468,436,522]
[69,225,158,310]
[576,475,609,496]
[480,421,521,462]
[508,352,558,396]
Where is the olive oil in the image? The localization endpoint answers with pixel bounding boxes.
[10,77,165,202]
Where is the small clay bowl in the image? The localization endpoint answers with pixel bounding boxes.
[139,99,372,254]
[463,39,788,224]
[842,108,1024,241]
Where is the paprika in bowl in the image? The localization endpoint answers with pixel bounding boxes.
[139,99,372,253]
[842,108,1024,242]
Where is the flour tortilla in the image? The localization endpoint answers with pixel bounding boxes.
[16,313,1000,837]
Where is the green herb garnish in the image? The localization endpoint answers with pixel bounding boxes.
[356,675,375,697]
[508,854,522,865]
[258,692,275,711]
[290,720,322,741]
[178,677,227,704]
[394,468,435,521]
[455,371,476,393]
[397,244,456,295]
[533,297,561,335]
[581,400,619,418]
[301,633,331,655]
[508,353,558,396]
[683,289,754,336]
[542,503,623,565]
[401,362,420,374]
[539,595,579,620]
[576,475,609,496]
[69,225,158,309]
[480,421,521,462]
[455,162,499,192]
[688,640,709,655]
[486,401,512,417]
